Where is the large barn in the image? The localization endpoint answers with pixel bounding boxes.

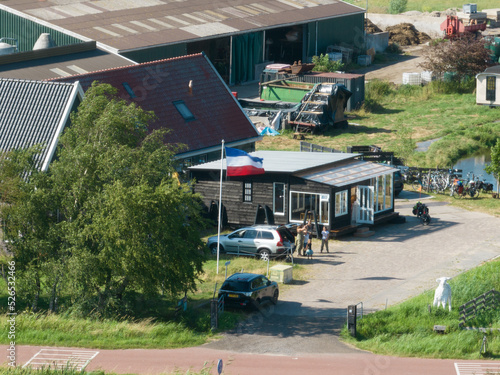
[0,1,366,84]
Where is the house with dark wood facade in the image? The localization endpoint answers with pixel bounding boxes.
[190,150,400,236]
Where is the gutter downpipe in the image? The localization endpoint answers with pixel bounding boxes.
[229,36,233,85]
[315,21,318,57]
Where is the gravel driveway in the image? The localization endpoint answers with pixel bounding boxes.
[204,192,500,355]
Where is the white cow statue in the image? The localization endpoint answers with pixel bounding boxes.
[433,277,452,311]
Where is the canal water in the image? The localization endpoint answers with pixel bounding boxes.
[453,152,498,192]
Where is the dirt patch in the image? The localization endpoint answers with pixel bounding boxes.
[385,23,431,46]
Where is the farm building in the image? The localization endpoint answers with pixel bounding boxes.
[0,0,366,84]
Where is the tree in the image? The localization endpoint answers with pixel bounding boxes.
[485,139,500,195]
[0,82,208,314]
[388,0,407,14]
[419,34,493,81]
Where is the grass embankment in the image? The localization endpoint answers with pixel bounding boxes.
[0,255,303,349]
[258,81,500,169]
[342,258,500,359]
[344,0,499,13]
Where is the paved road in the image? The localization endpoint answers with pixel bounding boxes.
[6,192,500,374]
[204,192,500,356]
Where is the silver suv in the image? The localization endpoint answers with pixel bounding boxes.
[207,225,295,261]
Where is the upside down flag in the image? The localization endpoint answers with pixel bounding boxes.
[225,147,265,177]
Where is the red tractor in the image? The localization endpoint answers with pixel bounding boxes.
[440,15,486,39]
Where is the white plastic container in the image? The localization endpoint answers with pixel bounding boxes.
[402,72,422,85]
[328,52,342,62]
[357,55,371,66]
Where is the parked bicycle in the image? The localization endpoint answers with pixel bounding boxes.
[474,175,494,194]
[412,201,431,225]
[450,173,479,199]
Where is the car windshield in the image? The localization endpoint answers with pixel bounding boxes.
[221,280,251,292]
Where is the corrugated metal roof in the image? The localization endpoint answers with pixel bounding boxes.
[0,1,364,53]
[52,53,260,156]
[0,48,134,80]
[189,150,359,174]
[296,159,399,187]
[0,78,81,171]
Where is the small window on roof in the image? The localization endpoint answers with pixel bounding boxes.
[122,82,136,98]
[173,100,195,121]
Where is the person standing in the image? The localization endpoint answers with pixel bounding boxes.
[295,225,305,256]
[320,226,330,253]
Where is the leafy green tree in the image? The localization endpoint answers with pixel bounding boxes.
[388,0,407,14]
[485,139,500,194]
[0,82,208,314]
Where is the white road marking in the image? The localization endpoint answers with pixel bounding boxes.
[23,349,99,371]
[455,362,500,375]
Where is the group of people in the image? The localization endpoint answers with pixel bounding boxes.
[295,220,330,259]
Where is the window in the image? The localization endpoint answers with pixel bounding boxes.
[371,173,393,213]
[273,182,285,215]
[335,190,348,217]
[290,191,329,224]
[173,100,195,121]
[243,182,252,202]
[258,231,274,240]
[243,230,257,239]
[197,154,207,164]
[486,76,496,101]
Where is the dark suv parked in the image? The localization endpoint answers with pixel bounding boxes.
[394,170,404,196]
[218,273,279,309]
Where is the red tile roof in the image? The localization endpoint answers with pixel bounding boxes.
[51,53,259,155]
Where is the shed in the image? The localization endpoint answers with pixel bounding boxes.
[190,150,399,236]
[476,65,500,107]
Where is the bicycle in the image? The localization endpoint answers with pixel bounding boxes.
[412,201,431,225]
[450,173,479,199]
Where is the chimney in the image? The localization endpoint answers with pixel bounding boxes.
[188,80,193,95]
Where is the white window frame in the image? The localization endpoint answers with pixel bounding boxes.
[273,182,285,216]
[335,190,348,217]
[371,173,393,213]
[289,190,329,224]
[243,182,252,203]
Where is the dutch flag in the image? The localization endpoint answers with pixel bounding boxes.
[225,148,265,177]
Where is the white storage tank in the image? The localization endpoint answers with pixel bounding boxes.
[402,72,422,85]
[0,42,15,56]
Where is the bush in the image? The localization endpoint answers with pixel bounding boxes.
[388,0,407,14]
[312,54,344,72]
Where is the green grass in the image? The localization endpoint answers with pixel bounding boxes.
[419,189,500,217]
[0,251,304,349]
[342,258,500,359]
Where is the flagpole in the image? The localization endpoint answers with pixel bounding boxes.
[216,139,225,274]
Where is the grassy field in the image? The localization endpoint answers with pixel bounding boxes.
[0,254,304,349]
[344,0,500,13]
[342,258,500,359]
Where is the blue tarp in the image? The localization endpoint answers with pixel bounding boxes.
[260,127,279,136]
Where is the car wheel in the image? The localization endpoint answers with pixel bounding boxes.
[258,249,270,261]
[209,243,223,255]
[272,289,279,305]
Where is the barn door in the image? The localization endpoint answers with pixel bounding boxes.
[356,186,374,224]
